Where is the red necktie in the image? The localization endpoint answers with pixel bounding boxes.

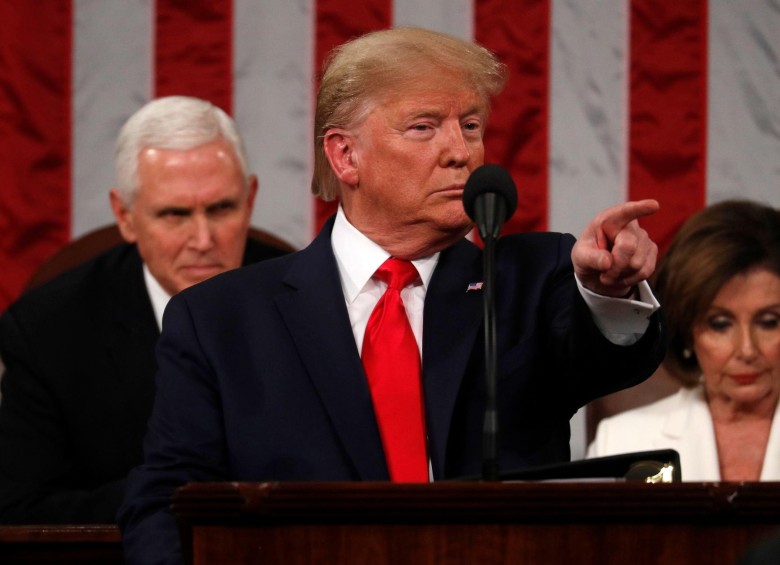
[361,258,428,482]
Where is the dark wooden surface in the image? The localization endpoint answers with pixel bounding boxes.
[2,483,779,564]
[172,481,780,565]
[0,525,123,564]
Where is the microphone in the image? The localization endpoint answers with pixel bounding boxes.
[462,164,518,482]
[463,164,518,241]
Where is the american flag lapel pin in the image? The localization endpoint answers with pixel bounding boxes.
[466,281,484,292]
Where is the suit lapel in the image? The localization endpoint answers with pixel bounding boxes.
[273,227,486,480]
[422,239,484,477]
[274,221,389,480]
[661,387,721,480]
[761,400,780,480]
[106,247,159,396]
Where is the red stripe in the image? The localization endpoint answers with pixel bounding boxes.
[155,0,234,114]
[0,2,72,311]
[313,0,393,236]
[628,0,708,254]
[476,0,551,234]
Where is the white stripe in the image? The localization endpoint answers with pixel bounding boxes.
[234,0,315,248]
[549,0,629,237]
[72,0,153,237]
[707,0,780,207]
[393,0,473,39]
[549,0,630,459]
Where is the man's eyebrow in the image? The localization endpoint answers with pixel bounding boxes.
[461,104,485,118]
[155,206,192,217]
[406,104,485,121]
[205,198,238,212]
[406,108,446,120]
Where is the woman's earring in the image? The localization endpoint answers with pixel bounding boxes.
[682,348,692,360]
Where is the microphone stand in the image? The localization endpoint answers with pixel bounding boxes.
[474,193,506,482]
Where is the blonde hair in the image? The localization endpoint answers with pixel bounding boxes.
[311,27,508,201]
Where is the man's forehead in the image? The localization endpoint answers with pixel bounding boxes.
[376,87,487,118]
[134,170,245,209]
[139,141,239,166]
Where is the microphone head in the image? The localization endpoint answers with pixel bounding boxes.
[462,164,518,223]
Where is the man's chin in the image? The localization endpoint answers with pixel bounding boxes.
[435,212,473,238]
[413,216,472,255]
[180,265,225,285]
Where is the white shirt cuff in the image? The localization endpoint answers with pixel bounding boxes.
[575,277,660,345]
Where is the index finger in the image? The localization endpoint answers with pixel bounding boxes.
[601,199,659,233]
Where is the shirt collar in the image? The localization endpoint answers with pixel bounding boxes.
[142,264,172,331]
[331,206,439,304]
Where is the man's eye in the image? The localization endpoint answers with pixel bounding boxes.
[159,209,189,218]
[208,202,238,216]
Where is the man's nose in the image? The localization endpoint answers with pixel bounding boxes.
[441,123,471,168]
[188,215,215,251]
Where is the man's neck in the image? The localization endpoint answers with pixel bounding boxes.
[340,208,469,260]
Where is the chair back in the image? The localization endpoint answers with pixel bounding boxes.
[24,224,295,291]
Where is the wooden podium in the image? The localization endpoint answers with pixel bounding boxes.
[0,525,122,564]
[172,481,780,565]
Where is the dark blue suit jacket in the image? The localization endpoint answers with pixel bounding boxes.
[119,217,665,564]
[0,239,285,524]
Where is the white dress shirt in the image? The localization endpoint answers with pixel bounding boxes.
[330,206,659,356]
[143,264,172,332]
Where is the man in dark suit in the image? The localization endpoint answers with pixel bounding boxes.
[119,28,666,564]
[0,96,288,524]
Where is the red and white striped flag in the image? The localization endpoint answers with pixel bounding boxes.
[2,0,778,313]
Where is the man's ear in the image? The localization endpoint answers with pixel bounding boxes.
[109,189,138,243]
[323,129,359,187]
[246,174,259,211]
